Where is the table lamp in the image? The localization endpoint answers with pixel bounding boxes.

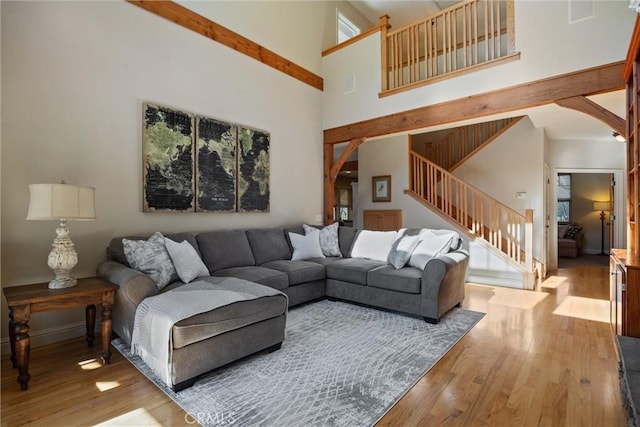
[26,182,96,289]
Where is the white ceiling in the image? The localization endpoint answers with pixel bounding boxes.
[346,1,626,142]
[349,0,461,29]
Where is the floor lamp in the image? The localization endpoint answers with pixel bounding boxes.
[593,201,609,256]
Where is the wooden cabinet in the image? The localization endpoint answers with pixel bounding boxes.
[363,209,402,231]
[625,17,640,256]
[610,249,640,337]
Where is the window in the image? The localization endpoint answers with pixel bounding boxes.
[557,173,572,223]
[337,10,360,44]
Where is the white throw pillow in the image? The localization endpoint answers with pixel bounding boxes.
[289,230,325,261]
[123,232,178,289]
[387,234,422,269]
[408,231,456,270]
[350,230,398,262]
[164,238,209,283]
[303,222,342,257]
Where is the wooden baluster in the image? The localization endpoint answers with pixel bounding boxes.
[380,15,390,92]
[497,0,501,56]
[453,7,458,71]
[474,0,479,64]
[490,0,495,60]
[484,0,489,62]
[507,0,516,54]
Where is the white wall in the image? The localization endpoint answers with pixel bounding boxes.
[179,0,373,75]
[0,1,338,345]
[454,117,545,261]
[322,1,635,129]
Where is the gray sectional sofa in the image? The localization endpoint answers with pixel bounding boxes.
[98,224,469,390]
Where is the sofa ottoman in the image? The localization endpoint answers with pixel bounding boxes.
[131,276,287,391]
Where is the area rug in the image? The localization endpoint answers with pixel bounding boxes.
[113,300,484,427]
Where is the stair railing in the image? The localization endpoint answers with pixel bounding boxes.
[409,149,533,275]
[425,117,520,170]
[381,0,516,93]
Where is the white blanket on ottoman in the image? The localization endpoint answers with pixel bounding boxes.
[131,277,285,386]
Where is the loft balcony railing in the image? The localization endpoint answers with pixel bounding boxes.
[380,0,517,95]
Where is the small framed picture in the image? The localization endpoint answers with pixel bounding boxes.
[372,175,391,202]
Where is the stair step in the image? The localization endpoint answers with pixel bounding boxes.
[466,268,523,288]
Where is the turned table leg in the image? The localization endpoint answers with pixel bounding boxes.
[8,308,17,368]
[12,304,31,391]
[85,304,96,347]
[100,290,114,365]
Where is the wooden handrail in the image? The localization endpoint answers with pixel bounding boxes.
[381,0,515,93]
[409,149,534,272]
[424,117,521,170]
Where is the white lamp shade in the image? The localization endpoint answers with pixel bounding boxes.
[26,183,96,220]
[592,201,610,212]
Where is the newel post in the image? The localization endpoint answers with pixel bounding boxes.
[380,15,390,92]
[524,208,534,289]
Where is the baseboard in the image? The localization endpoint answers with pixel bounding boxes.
[0,321,88,356]
[466,269,523,289]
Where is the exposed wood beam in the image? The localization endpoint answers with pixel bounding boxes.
[128,1,323,91]
[555,96,625,136]
[329,138,366,182]
[324,61,624,144]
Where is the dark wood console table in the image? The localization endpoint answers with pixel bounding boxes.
[3,277,117,390]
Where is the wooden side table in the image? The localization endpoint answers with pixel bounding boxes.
[3,277,117,390]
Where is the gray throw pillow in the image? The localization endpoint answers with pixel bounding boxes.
[387,234,422,269]
[303,222,342,257]
[123,232,178,289]
[289,230,325,261]
[164,238,209,283]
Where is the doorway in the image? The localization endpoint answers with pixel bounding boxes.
[550,169,624,270]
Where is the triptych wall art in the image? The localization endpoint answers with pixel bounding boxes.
[142,103,270,213]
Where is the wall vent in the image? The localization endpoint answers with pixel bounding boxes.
[569,0,593,24]
[344,74,355,94]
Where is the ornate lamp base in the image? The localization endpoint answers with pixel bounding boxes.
[48,277,78,289]
[47,220,79,289]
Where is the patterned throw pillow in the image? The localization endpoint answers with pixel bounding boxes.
[303,223,342,257]
[123,232,178,289]
[564,225,583,240]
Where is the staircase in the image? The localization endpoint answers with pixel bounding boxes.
[424,117,522,171]
[407,150,537,289]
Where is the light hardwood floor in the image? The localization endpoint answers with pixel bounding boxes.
[1,264,628,426]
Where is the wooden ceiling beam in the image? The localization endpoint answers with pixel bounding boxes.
[323,61,625,145]
[128,0,323,91]
[329,138,366,182]
[554,96,625,136]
